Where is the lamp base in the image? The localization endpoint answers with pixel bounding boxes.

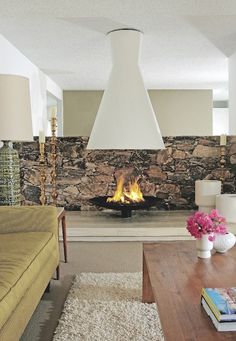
[0,141,21,205]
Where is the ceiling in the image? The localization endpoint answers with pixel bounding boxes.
[0,1,236,100]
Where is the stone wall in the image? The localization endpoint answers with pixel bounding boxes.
[16,136,236,210]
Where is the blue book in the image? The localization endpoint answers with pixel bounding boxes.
[202,288,236,321]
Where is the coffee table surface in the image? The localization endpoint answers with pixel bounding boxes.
[143,241,236,341]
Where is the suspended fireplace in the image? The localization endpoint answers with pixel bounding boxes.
[90,176,157,218]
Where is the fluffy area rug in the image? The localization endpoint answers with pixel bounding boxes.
[53,272,164,341]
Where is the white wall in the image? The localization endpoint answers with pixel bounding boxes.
[229,52,236,134]
[212,108,229,135]
[47,93,63,137]
[0,34,62,136]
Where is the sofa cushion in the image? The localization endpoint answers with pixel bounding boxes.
[0,231,58,329]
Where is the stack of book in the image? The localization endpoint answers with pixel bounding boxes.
[201,287,236,331]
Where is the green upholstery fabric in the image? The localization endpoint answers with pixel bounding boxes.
[0,206,58,235]
[0,231,58,329]
[0,206,59,340]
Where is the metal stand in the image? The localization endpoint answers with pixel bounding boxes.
[219,145,226,184]
[50,116,58,206]
[39,142,46,205]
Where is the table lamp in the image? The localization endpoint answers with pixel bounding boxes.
[0,74,33,205]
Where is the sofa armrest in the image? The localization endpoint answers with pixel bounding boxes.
[0,206,58,235]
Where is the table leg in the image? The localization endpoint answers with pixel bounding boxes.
[61,214,68,263]
[142,251,155,303]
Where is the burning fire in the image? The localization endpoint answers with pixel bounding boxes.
[107,176,145,204]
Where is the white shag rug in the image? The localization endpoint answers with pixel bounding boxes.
[53,272,164,341]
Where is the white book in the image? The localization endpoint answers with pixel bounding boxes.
[202,297,236,332]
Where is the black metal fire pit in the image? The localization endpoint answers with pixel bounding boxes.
[90,196,157,218]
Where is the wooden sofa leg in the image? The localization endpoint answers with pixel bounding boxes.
[45,282,50,293]
[56,265,60,280]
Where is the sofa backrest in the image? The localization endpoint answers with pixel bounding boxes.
[0,206,58,235]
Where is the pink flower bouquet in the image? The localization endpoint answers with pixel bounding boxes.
[186,209,228,241]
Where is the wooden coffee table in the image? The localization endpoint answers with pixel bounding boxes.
[143,241,236,341]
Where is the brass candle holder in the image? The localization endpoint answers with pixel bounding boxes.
[220,146,226,168]
[39,142,46,205]
[50,114,58,206]
[219,135,227,183]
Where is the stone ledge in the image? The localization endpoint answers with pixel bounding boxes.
[58,210,236,242]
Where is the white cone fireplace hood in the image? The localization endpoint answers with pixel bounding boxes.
[87,29,165,150]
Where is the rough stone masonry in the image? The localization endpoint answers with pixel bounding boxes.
[15,136,236,211]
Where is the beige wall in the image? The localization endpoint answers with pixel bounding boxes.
[149,90,212,136]
[63,91,103,137]
[63,89,212,136]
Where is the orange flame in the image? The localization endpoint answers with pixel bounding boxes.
[107,175,144,204]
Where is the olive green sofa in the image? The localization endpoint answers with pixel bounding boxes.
[0,206,59,341]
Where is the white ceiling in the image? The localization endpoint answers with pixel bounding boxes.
[0,1,236,100]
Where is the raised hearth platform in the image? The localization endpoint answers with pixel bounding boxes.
[60,210,236,242]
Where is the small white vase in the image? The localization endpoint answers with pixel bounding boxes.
[196,234,213,258]
[213,232,236,253]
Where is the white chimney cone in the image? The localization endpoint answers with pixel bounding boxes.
[87,29,165,150]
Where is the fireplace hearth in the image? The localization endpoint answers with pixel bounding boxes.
[90,174,157,217]
[90,195,157,218]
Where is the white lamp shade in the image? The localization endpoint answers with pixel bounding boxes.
[87,29,165,150]
[0,74,33,141]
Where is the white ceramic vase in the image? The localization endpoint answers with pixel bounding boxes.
[196,234,213,258]
[213,232,236,253]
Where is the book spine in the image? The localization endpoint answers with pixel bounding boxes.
[201,298,220,331]
[201,289,221,320]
